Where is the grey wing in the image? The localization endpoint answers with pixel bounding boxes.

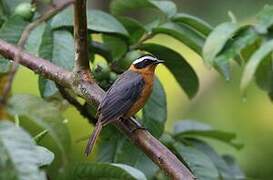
[98,71,145,125]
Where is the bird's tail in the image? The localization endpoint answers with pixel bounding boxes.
[84,121,103,156]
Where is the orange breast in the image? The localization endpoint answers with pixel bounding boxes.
[125,66,155,117]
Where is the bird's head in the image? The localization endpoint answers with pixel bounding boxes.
[130,54,164,73]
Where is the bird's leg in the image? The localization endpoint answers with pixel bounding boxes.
[120,116,147,133]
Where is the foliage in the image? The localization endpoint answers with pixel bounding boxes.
[203,5,273,100]
[0,0,259,179]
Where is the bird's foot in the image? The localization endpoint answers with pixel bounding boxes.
[120,117,147,133]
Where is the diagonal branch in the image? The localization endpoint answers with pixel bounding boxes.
[0,0,74,105]
[0,39,194,179]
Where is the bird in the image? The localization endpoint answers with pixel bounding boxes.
[85,54,164,156]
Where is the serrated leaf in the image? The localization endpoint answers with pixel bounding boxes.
[255,5,273,34]
[102,34,127,61]
[110,0,177,18]
[153,22,205,54]
[51,7,128,36]
[173,142,219,180]
[190,139,240,179]
[118,17,146,45]
[7,94,71,161]
[203,22,239,64]
[142,78,166,137]
[171,13,212,36]
[35,146,54,167]
[66,163,147,180]
[0,121,47,180]
[173,120,242,149]
[241,40,273,92]
[141,43,199,98]
[222,155,245,179]
[38,24,74,99]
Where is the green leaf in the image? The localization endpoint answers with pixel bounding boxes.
[118,17,146,45]
[96,126,158,179]
[1,0,31,15]
[114,138,158,179]
[0,15,27,73]
[255,5,273,34]
[102,34,127,61]
[189,139,241,179]
[203,22,239,64]
[7,94,71,161]
[255,55,273,92]
[173,120,242,149]
[142,78,167,137]
[140,43,199,98]
[51,7,128,36]
[153,22,205,54]
[66,163,147,180]
[214,26,259,65]
[25,23,47,55]
[110,0,177,18]
[222,155,245,179]
[241,40,273,92]
[35,146,54,167]
[38,24,74,98]
[0,121,47,180]
[173,142,219,180]
[0,15,28,43]
[171,13,212,36]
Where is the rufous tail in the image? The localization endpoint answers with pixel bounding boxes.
[84,121,102,156]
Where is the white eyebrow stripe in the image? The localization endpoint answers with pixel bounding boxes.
[133,56,157,64]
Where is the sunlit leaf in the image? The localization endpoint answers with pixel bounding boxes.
[255,5,273,34]
[173,120,242,149]
[241,40,273,92]
[110,0,177,18]
[142,78,167,137]
[173,142,219,180]
[51,7,128,36]
[66,163,147,180]
[153,22,205,54]
[141,43,199,98]
[1,0,31,15]
[171,13,212,36]
[203,22,238,64]
[7,94,71,160]
[0,121,47,180]
[35,146,54,167]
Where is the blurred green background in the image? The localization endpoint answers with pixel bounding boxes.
[13,0,273,179]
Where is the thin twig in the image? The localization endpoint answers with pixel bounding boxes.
[0,0,74,105]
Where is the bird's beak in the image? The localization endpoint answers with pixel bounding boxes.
[154,59,164,64]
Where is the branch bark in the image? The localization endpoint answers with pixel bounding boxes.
[0,39,194,180]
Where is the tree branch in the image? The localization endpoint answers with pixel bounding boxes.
[73,0,90,72]
[0,0,75,104]
[0,31,194,180]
